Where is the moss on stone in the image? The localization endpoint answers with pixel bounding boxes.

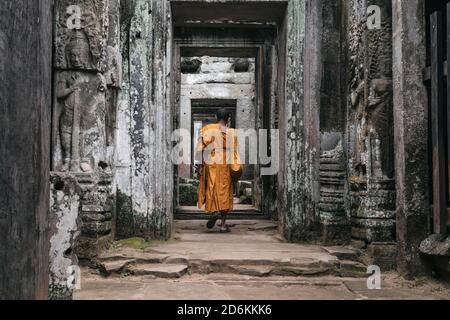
[111,237,151,250]
[116,190,134,239]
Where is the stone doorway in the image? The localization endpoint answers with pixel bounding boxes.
[172,15,280,219]
[175,57,263,215]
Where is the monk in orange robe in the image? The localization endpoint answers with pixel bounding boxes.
[195,109,241,233]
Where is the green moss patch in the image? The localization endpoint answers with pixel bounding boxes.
[111,237,151,250]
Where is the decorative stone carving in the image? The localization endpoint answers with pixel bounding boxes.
[181,58,202,74]
[106,45,122,88]
[319,134,350,245]
[54,70,108,172]
[234,58,250,72]
[54,0,108,72]
[74,172,114,259]
[346,0,395,253]
[50,0,117,271]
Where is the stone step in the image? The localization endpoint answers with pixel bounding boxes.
[227,265,334,277]
[100,259,337,279]
[127,263,188,278]
[337,260,367,278]
[99,255,343,279]
[100,259,136,275]
[321,246,362,261]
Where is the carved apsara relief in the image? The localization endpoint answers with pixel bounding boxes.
[54,0,108,72]
[347,0,393,182]
[53,16,109,172]
[346,0,396,243]
[56,70,107,172]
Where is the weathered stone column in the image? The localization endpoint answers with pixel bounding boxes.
[345,0,397,268]
[0,0,52,299]
[304,0,350,245]
[278,0,309,241]
[116,0,173,240]
[148,0,173,240]
[392,0,429,278]
[303,0,322,240]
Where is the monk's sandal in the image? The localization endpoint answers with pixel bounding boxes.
[206,214,220,229]
[220,226,231,233]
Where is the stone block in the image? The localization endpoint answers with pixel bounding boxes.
[351,218,395,243]
[181,84,255,100]
[49,173,83,300]
[338,260,367,278]
[322,246,362,261]
[320,220,351,246]
[75,235,113,260]
[420,234,450,257]
[365,243,397,271]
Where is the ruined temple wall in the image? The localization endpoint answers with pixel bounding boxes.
[344,0,397,267]
[50,0,173,242]
[49,1,120,298]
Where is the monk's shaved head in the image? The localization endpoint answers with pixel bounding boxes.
[216,108,230,123]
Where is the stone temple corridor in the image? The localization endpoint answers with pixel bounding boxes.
[2,0,450,300]
[74,220,450,300]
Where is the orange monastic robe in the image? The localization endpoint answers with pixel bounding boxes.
[197,124,240,214]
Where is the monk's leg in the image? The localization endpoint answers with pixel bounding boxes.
[206,212,220,229]
[220,211,230,233]
[220,212,226,228]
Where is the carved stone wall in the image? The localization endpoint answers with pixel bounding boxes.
[51,0,120,266]
[53,0,121,172]
[74,172,114,259]
[54,0,108,72]
[319,134,349,245]
[345,0,396,265]
[304,0,350,245]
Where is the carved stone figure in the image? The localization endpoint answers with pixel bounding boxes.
[54,0,108,71]
[57,71,107,172]
[56,31,107,172]
[66,31,93,69]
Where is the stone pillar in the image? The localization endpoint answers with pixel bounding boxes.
[148,0,173,239]
[304,0,350,245]
[303,0,322,240]
[278,0,310,241]
[345,0,397,268]
[392,0,429,278]
[116,0,173,240]
[0,0,52,299]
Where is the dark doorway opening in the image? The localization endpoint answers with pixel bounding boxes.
[424,0,450,234]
